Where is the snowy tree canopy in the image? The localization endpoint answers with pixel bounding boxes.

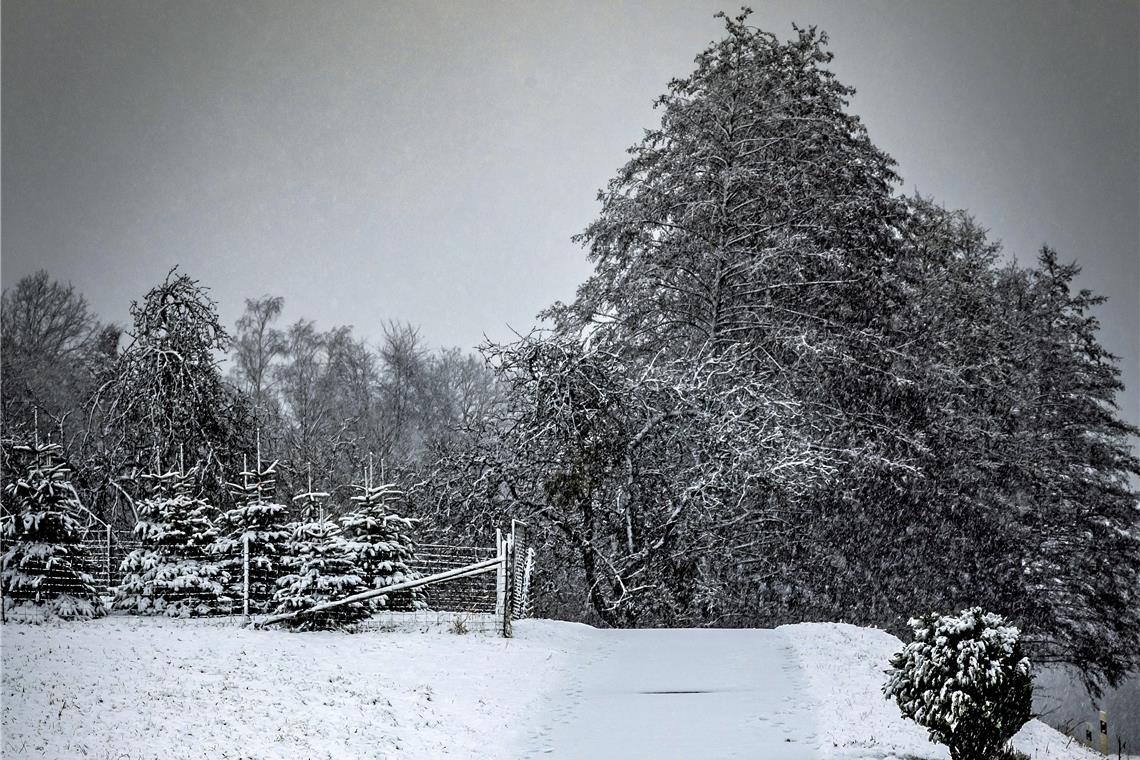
[90,268,253,507]
[427,10,1140,688]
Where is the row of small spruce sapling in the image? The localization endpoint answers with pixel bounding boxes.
[1,440,419,631]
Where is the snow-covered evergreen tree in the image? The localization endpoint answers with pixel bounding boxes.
[1,441,105,621]
[113,457,225,617]
[272,517,369,631]
[211,445,289,614]
[1006,249,1140,688]
[340,459,419,610]
[280,468,329,576]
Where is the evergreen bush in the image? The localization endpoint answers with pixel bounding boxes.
[884,607,1033,760]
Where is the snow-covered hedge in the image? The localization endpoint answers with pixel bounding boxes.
[883,607,1033,760]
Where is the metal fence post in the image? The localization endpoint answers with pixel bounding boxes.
[502,531,514,638]
[242,534,251,620]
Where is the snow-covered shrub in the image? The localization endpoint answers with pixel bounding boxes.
[449,615,469,635]
[884,607,1032,760]
[1,442,106,621]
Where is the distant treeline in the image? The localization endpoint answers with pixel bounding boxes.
[0,268,497,533]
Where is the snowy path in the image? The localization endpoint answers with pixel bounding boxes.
[517,627,820,759]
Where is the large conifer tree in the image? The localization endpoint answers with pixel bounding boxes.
[1005,249,1140,687]
[473,9,1140,688]
[538,9,919,624]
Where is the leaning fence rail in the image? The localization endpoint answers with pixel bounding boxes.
[255,555,504,628]
[258,520,533,636]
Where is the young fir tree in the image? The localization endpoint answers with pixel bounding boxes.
[280,468,329,576]
[113,456,225,617]
[211,443,289,614]
[272,493,370,631]
[1,441,105,621]
[340,458,419,611]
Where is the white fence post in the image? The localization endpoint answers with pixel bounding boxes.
[520,547,535,618]
[242,534,251,619]
[106,524,113,593]
[494,528,504,620]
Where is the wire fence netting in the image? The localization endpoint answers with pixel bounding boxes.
[4,525,535,635]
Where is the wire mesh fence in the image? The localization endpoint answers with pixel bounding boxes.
[410,543,499,612]
[6,522,536,635]
[76,531,119,594]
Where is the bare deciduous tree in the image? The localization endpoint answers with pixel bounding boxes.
[1,270,116,434]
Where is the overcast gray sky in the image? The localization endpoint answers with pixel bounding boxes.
[3,0,1137,430]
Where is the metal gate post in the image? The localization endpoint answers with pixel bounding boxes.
[494,528,504,620]
[519,547,535,618]
[502,531,514,638]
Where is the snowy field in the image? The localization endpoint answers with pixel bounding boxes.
[2,616,1123,759]
[0,615,593,759]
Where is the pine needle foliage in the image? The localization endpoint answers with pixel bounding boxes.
[211,447,290,614]
[272,517,370,631]
[114,460,225,617]
[340,460,419,611]
[1,441,105,621]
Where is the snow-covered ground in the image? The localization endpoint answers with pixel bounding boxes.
[0,615,592,759]
[784,621,1113,759]
[517,627,819,758]
[1,615,1122,759]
